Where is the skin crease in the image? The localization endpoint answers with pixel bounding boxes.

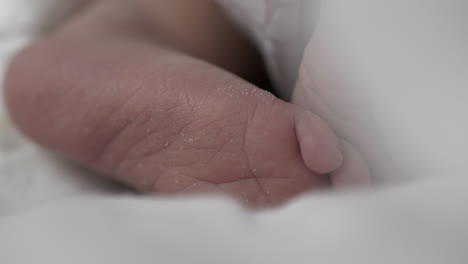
[4,0,368,207]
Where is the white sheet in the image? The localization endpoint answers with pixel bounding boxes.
[2,178,468,264]
[1,0,468,263]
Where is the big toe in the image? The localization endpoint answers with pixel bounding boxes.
[295,108,344,174]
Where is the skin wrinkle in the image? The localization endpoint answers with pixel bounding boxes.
[240,102,271,204]
[244,102,276,204]
[202,137,236,169]
[113,94,244,190]
[105,113,158,174]
[111,106,184,169]
[149,166,178,193]
[125,99,276,203]
[102,65,208,175]
[96,85,190,175]
[143,147,213,191]
[142,152,292,193]
[180,111,246,181]
[96,94,170,170]
[90,83,150,165]
[112,114,188,176]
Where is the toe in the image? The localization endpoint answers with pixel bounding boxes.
[295,108,343,174]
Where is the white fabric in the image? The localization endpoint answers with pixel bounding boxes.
[1,0,468,263]
[308,0,468,182]
[217,0,312,98]
[2,178,468,264]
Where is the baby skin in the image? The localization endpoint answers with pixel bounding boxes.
[5,0,369,206]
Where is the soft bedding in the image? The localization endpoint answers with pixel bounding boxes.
[1,0,468,263]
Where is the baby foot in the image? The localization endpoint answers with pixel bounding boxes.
[5,0,370,206]
[5,36,351,206]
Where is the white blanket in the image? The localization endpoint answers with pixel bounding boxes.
[1,0,468,263]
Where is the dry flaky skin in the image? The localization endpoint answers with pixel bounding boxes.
[5,0,362,207]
